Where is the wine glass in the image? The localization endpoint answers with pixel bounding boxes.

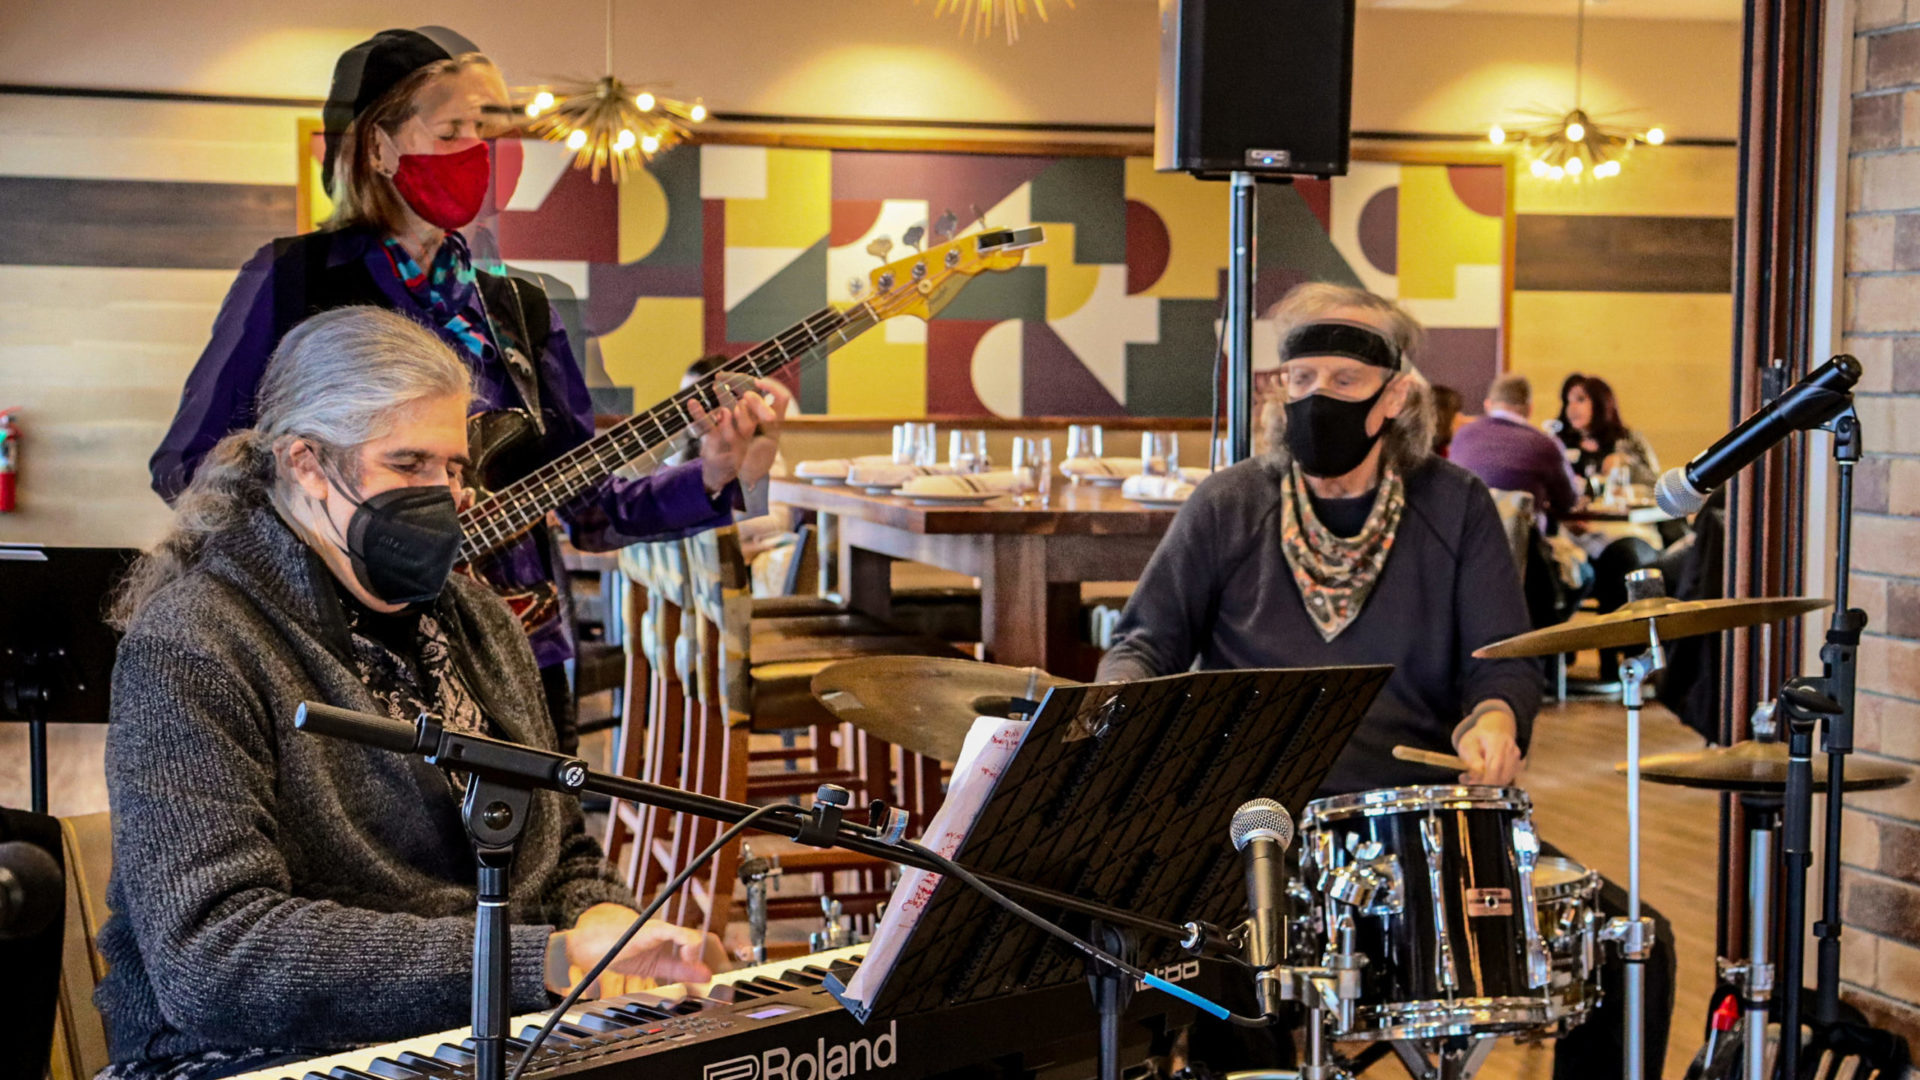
[1141,431,1179,478]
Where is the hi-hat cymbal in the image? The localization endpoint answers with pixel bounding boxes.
[1621,740,1911,794]
[810,656,1070,763]
[1473,595,1831,659]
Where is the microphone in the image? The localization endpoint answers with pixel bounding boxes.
[0,840,64,940]
[1231,797,1295,1017]
[1655,355,1861,516]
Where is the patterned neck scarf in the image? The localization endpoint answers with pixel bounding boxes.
[1278,464,1408,642]
[340,597,489,788]
[380,232,493,360]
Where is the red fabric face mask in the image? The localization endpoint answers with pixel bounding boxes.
[391,141,491,230]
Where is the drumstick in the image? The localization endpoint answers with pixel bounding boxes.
[1393,744,1470,772]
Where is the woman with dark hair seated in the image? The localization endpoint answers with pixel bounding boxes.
[1547,374,1660,491]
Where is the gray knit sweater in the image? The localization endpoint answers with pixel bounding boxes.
[96,506,634,1067]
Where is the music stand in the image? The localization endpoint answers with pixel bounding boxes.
[0,546,137,813]
[830,664,1389,1067]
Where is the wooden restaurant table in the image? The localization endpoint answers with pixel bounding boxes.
[769,478,1178,679]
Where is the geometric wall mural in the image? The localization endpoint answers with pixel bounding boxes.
[300,133,1509,418]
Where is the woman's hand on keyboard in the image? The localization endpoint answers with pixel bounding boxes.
[550,903,724,997]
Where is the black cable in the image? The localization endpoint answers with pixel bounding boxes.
[1209,292,1230,468]
[896,839,1272,1028]
[509,803,795,1079]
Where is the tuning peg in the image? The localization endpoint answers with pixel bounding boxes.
[846,276,866,297]
[903,224,925,252]
[933,209,959,242]
[865,236,894,262]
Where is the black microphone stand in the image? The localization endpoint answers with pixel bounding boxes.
[292,703,1229,1080]
[1773,680,1843,1080]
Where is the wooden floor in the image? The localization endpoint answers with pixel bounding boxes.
[1437,695,1720,1080]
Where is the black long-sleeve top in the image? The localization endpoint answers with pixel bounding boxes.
[1096,456,1542,795]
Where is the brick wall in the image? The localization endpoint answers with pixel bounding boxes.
[1841,0,1920,1051]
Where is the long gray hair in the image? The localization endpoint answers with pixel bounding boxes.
[113,307,472,626]
[1258,282,1436,476]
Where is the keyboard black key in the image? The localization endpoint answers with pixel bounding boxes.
[429,1043,474,1066]
[568,1010,635,1033]
[327,1067,386,1080]
[393,1052,457,1076]
[364,1060,428,1080]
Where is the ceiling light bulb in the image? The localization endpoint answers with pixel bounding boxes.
[1565,155,1584,175]
[1530,158,1550,177]
[566,129,588,151]
[641,133,661,153]
[1565,121,1586,141]
[1549,165,1566,180]
[615,129,636,151]
[690,102,708,123]
[1646,126,1667,145]
[1598,161,1621,178]
[533,91,555,112]
[636,91,657,112]
[1489,124,1507,145]
[524,102,541,118]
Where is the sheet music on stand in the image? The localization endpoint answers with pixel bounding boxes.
[834,664,1391,1024]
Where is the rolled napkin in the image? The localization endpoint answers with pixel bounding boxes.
[1121,473,1197,502]
[846,461,957,487]
[793,454,894,481]
[900,470,1023,496]
[1060,456,1143,479]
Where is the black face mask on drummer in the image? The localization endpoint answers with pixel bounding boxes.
[1277,320,1404,479]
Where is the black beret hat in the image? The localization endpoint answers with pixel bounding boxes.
[320,26,481,191]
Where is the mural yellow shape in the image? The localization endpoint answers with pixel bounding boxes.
[1022,221,1103,321]
[826,320,928,417]
[725,148,831,250]
[618,163,670,264]
[1123,158,1229,300]
[598,296,705,410]
[1397,166,1502,302]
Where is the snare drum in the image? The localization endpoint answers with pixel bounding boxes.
[1532,855,1603,1030]
[1300,786,1557,1040]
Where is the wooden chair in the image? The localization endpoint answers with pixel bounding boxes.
[658,525,965,938]
[604,540,697,899]
[49,813,112,1080]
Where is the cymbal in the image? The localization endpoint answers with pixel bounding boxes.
[810,656,1070,763]
[1621,740,1911,794]
[1473,595,1831,659]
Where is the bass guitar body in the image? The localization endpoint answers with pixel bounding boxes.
[460,407,561,635]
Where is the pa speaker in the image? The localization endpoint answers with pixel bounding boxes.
[1154,0,1358,179]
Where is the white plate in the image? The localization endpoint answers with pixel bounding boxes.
[861,483,905,495]
[907,491,1001,505]
[1128,496,1187,509]
[807,476,848,486]
[1068,474,1126,488]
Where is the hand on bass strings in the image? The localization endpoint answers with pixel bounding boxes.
[1454,704,1524,785]
[737,378,792,490]
[689,385,776,495]
[546,902,729,998]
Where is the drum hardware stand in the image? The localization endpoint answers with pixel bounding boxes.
[809,895,853,953]
[738,844,783,963]
[1388,1036,1498,1080]
[1605,567,1669,1080]
[1715,791,1782,1080]
[1773,679,1844,1080]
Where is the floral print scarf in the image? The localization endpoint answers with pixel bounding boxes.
[1279,463,1407,642]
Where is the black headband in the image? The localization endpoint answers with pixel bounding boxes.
[1280,319,1401,370]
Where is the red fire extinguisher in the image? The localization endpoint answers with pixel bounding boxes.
[0,408,18,513]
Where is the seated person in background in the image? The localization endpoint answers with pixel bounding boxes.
[99,307,722,1080]
[1547,373,1661,491]
[1449,373,1582,530]
[1429,384,1463,457]
[1097,282,1671,1080]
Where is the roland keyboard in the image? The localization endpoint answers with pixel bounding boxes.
[232,945,1210,1080]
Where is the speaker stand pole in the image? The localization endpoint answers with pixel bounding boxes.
[1224,170,1256,464]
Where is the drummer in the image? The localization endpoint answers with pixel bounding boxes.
[1098,282,1674,1080]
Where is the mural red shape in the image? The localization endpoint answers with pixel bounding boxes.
[1357,187,1399,276]
[925,320,999,416]
[703,198,727,357]
[829,200,885,247]
[489,138,524,213]
[1448,166,1504,218]
[1022,322,1123,416]
[497,164,617,263]
[1295,178,1333,232]
[1125,200,1170,295]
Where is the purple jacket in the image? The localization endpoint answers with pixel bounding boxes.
[151,228,733,666]
[1448,412,1582,524]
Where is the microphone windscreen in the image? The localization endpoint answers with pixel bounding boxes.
[1230,798,1294,852]
[1655,468,1708,518]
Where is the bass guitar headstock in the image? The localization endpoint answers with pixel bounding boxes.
[852,225,1045,324]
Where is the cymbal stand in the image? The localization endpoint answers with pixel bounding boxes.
[1601,568,1667,1080]
[1774,680,1844,1079]
[1716,791,1782,1080]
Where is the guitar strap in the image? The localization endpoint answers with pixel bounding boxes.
[479,271,553,439]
